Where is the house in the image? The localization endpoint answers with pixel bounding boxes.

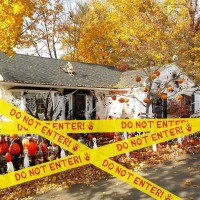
[0,52,198,123]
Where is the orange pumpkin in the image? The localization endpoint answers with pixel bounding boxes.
[114,133,121,142]
[87,133,93,140]
[161,94,167,100]
[11,134,18,139]
[143,98,150,104]
[150,74,157,80]
[124,98,129,103]
[182,140,187,146]
[112,95,117,100]
[40,142,47,152]
[5,152,12,162]
[177,78,183,84]
[135,76,141,82]
[176,94,183,101]
[167,86,173,92]
[52,143,58,147]
[190,139,195,144]
[28,142,37,155]
[9,142,21,155]
[22,137,37,150]
[105,132,115,138]
[0,142,9,154]
[158,91,163,96]
[143,87,148,92]
[22,138,30,150]
[118,97,125,103]
[154,70,160,76]
[166,85,171,89]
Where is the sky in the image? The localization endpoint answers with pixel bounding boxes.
[16,0,86,58]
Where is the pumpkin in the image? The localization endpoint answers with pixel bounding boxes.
[5,152,12,162]
[135,76,141,82]
[105,132,115,138]
[167,86,173,92]
[114,133,121,141]
[166,144,170,150]
[118,97,125,103]
[87,133,93,140]
[0,142,9,154]
[52,143,58,147]
[40,142,47,152]
[190,139,195,145]
[112,95,117,100]
[22,137,37,150]
[143,87,148,92]
[143,98,150,104]
[124,98,129,103]
[27,142,37,155]
[182,140,187,146]
[22,138,30,150]
[166,85,171,89]
[161,94,167,100]
[9,142,21,155]
[154,70,160,76]
[150,74,157,80]
[176,94,183,100]
[158,91,163,96]
[11,134,18,139]
[177,78,183,84]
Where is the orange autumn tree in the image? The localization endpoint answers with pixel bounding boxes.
[161,0,200,82]
[66,0,198,115]
[66,0,199,80]
[73,0,187,66]
[0,0,35,55]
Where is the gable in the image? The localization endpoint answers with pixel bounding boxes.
[118,64,196,88]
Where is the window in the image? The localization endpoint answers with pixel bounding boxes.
[36,98,45,114]
[25,93,48,114]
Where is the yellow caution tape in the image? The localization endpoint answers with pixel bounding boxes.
[0,99,195,199]
[0,152,90,188]
[0,118,192,134]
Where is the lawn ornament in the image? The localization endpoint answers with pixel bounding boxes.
[60,148,66,158]
[5,152,14,172]
[23,149,29,168]
[93,137,98,149]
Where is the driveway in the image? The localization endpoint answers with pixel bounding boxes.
[34,152,200,200]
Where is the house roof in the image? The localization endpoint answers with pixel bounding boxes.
[0,52,196,90]
[0,52,123,89]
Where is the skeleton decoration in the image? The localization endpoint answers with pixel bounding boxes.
[23,149,29,168]
[66,62,74,76]
[60,148,66,158]
[93,137,98,149]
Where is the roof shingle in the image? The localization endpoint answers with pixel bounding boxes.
[0,53,123,89]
